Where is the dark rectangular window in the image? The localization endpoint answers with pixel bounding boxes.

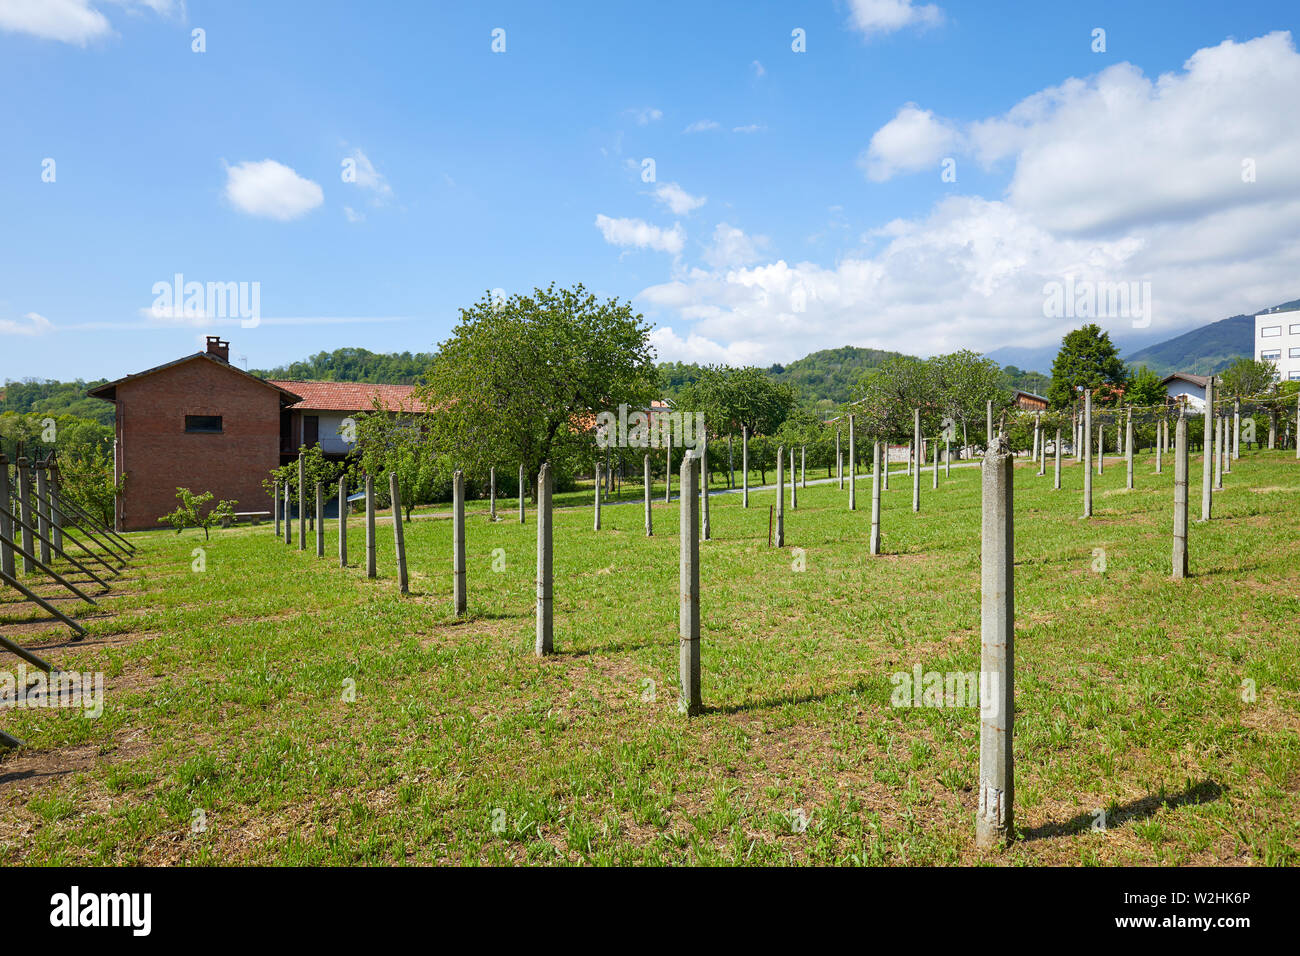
[185,415,223,433]
[304,415,319,446]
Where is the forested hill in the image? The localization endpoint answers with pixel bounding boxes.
[768,346,903,412]
[249,347,436,384]
[1123,297,1300,376]
[0,379,114,425]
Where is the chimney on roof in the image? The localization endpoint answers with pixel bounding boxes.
[206,336,230,362]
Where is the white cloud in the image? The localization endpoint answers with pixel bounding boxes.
[702,223,768,270]
[732,124,766,134]
[595,215,684,255]
[859,104,960,181]
[653,182,706,216]
[639,32,1300,367]
[0,312,54,336]
[683,120,721,134]
[342,147,392,201]
[627,107,663,125]
[751,60,766,77]
[0,0,179,45]
[224,159,324,221]
[343,206,364,223]
[846,0,944,37]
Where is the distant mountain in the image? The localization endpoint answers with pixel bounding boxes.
[1123,298,1300,375]
[1122,314,1254,376]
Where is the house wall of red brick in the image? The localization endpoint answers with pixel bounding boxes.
[114,358,281,531]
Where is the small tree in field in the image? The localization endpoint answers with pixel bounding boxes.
[158,488,237,540]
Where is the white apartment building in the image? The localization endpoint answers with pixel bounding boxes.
[1255,308,1300,382]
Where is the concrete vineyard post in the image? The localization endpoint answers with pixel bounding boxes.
[1173,411,1189,580]
[742,426,749,507]
[1083,391,1093,518]
[912,408,921,513]
[338,476,348,567]
[1053,428,1061,490]
[848,416,856,511]
[297,453,305,551]
[315,482,324,557]
[776,446,785,547]
[644,454,653,536]
[365,475,376,578]
[1201,376,1214,522]
[390,473,408,594]
[679,451,701,716]
[453,469,466,614]
[870,441,882,556]
[535,463,553,656]
[976,436,1014,850]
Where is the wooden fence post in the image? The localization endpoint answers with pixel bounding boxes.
[34,464,51,565]
[16,458,33,574]
[1214,415,1224,491]
[0,456,13,578]
[365,474,376,578]
[453,469,466,614]
[679,450,701,715]
[535,463,553,656]
[976,436,1014,849]
[1173,410,1189,580]
[390,473,408,594]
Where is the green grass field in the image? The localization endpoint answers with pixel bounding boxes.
[2,449,1298,865]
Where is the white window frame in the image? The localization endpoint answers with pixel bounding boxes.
[1260,325,1282,337]
[1260,349,1281,360]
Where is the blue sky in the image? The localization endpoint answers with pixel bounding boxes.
[3,0,1299,382]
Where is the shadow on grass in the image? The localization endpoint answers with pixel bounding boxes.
[703,677,881,715]
[1020,779,1224,841]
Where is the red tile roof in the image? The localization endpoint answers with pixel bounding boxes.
[267,380,432,413]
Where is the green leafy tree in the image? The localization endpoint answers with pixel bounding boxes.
[930,350,1009,452]
[1048,324,1128,409]
[158,488,237,540]
[676,365,798,439]
[1126,364,1167,406]
[416,284,657,500]
[851,355,937,446]
[263,444,354,514]
[1219,357,1277,399]
[355,404,442,520]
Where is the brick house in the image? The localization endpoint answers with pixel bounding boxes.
[89,337,425,531]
